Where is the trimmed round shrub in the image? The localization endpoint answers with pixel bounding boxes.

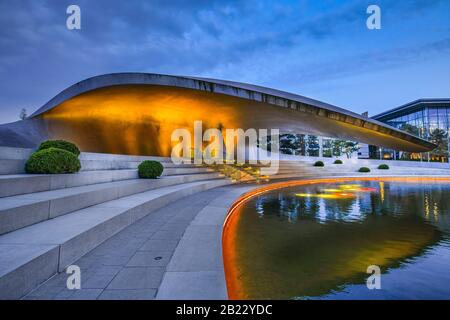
[313,161,325,167]
[358,167,371,173]
[378,164,390,170]
[25,148,81,174]
[38,140,80,156]
[333,159,343,164]
[138,160,164,179]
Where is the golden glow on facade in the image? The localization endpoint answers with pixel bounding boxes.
[33,83,434,156]
[39,85,249,156]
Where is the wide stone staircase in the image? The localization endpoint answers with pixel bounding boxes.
[212,159,450,183]
[269,160,450,180]
[0,149,231,299]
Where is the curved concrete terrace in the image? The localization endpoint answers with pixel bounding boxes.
[1,147,449,300]
[0,73,435,155]
[22,173,450,300]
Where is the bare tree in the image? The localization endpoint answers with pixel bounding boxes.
[19,108,27,120]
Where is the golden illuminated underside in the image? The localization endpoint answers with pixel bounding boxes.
[36,84,431,156]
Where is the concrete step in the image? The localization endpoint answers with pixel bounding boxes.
[277,165,312,169]
[79,160,197,171]
[267,173,335,180]
[274,169,357,175]
[0,172,223,235]
[266,172,378,180]
[278,162,312,165]
[0,157,198,174]
[0,166,214,198]
[79,152,171,163]
[163,167,214,175]
[276,167,330,172]
[277,165,450,173]
[0,159,26,175]
[318,168,450,174]
[0,178,232,299]
[277,165,357,170]
[0,170,137,198]
[0,147,33,175]
[0,146,196,174]
[278,160,313,164]
[268,171,450,180]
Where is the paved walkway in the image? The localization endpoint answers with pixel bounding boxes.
[23,185,242,300]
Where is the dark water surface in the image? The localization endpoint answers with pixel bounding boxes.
[227,180,450,299]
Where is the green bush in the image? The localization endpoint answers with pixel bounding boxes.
[25,148,81,174]
[138,160,164,179]
[333,159,343,164]
[378,164,390,170]
[358,167,371,173]
[38,140,80,156]
[313,161,325,167]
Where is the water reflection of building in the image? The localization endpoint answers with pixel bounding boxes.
[255,193,302,222]
[323,196,358,222]
[255,191,320,223]
[229,181,449,300]
[256,185,378,223]
[376,181,450,234]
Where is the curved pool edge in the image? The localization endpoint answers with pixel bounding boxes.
[221,175,450,300]
[155,174,450,299]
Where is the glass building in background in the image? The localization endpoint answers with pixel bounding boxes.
[276,99,450,163]
[371,99,450,162]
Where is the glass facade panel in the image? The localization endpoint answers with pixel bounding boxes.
[375,103,449,162]
[279,103,449,163]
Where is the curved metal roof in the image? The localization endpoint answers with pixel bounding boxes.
[29,72,435,152]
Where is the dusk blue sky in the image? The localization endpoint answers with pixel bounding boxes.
[0,0,449,124]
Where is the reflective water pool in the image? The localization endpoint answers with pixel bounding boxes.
[223,178,450,300]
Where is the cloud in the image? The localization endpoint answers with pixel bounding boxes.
[0,0,449,123]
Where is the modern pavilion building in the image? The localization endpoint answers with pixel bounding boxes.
[0,73,434,159]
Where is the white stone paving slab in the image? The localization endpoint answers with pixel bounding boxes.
[157,185,253,300]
